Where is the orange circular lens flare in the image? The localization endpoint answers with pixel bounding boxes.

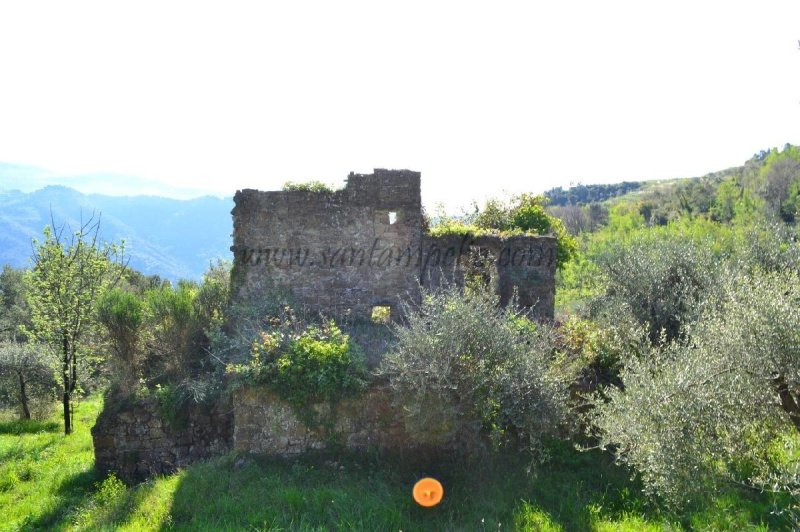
[413,477,444,507]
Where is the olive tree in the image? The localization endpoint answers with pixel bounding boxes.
[380,283,570,455]
[591,270,800,515]
[24,215,124,434]
[593,233,719,344]
[0,342,56,420]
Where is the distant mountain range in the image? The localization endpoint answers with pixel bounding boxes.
[0,185,233,281]
[0,162,214,199]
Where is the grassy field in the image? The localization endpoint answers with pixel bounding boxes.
[0,396,789,531]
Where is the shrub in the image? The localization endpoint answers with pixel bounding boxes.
[380,283,570,455]
[229,317,367,426]
[427,194,578,269]
[590,270,800,514]
[282,181,334,193]
[733,218,800,275]
[153,379,214,429]
[105,262,233,410]
[194,259,231,336]
[145,281,203,378]
[270,323,366,406]
[96,288,145,387]
[551,316,640,393]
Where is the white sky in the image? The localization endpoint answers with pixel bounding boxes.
[0,0,798,211]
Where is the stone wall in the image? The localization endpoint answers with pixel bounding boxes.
[231,169,423,321]
[233,383,411,455]
[421,233,557,320]
[92,395,233,483]
[230,169,556,321]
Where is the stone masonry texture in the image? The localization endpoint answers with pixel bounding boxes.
[230,169,556,320]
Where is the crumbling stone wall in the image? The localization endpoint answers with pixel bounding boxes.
[92,396,232,483]
[420,233,556,318]
[231,170,423,320]
[233,383,411,455]
[231,169,556,320]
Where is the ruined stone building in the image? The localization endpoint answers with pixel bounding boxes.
[230,169,556,320]
[93,169,558,481]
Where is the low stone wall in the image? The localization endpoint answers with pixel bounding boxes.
[93,382,459,481]
[233,383,411,455]
[92,394,233,483]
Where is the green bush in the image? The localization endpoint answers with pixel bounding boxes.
[153,382,205,430]
[96,288,145,387]
[229,317,367,426]
[427,194,578,269]
[551,316,639,392]
[0,341,57,420]
[100,262,233,411]
[271,323,366,406]
[380,283,570,454]
[145,281,199,377]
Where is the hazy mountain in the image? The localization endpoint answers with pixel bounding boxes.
[0,162,215,199]
[0,185,233,281]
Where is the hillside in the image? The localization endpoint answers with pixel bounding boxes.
[0,186,233,280]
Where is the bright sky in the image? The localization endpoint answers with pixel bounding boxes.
[0,1,798,211]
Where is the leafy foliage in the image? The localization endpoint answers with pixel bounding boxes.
[593,231,720,344]
[0,342,57,420]
[229,312,367,426]
[591,270,800,516]
[380,283,570,454]
[0,266,31,343]
[428,194,578,269]
[96,288,145,386]
[758,144,800,222]
[281,180,335,193]
[145,281,200,376]
[23,217,124,434]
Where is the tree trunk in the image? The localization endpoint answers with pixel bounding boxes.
[63,389,71,435]
[775,375,800,433]
[70,348,77,431]
[17,371,31,420]
[63,333,72,435]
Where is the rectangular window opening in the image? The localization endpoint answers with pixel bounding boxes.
[388,211,397,225]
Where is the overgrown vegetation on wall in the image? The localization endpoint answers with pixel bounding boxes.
[281,180,335,193]
[227,310,367,427]
[429,193,578,268]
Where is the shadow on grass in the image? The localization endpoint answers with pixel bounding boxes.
[25,466,100,530]
[0,419,60,435]
[156,442,663,531]
[40,441,784,530]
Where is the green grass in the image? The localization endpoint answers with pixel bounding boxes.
[0,396,791,531]
[0,397,102,531]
